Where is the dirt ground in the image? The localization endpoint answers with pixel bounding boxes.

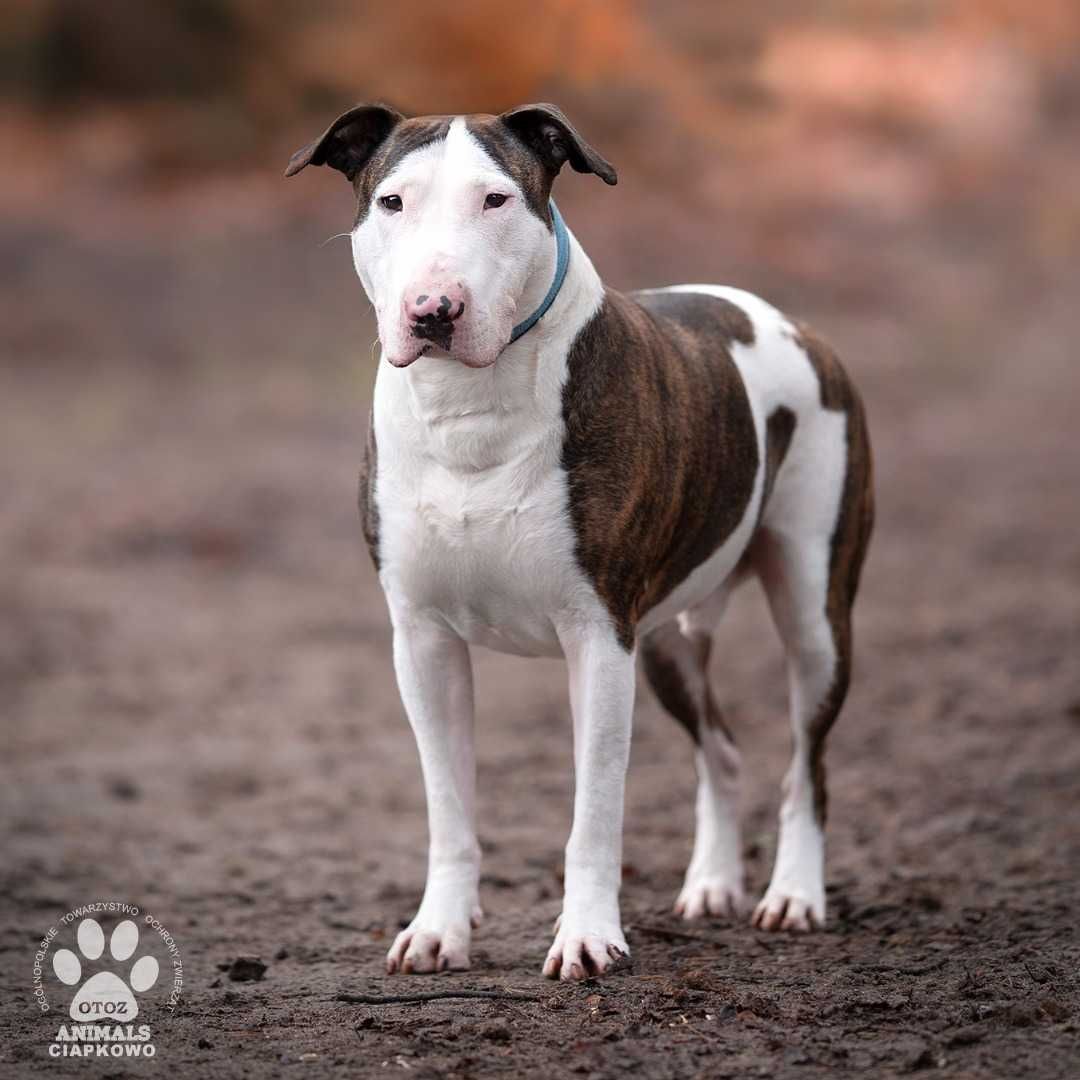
[3,126,1080,1079]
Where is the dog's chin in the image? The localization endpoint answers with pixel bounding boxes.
[386,349,424,368]
[450,350,499,370]
[385,341,500,370]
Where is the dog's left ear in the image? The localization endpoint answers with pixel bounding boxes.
[285,104,404,180]
[500,103,617,186]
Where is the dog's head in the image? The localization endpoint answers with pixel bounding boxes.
[286,104,616,369]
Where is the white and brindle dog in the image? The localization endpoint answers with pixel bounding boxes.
[287,103,874,981]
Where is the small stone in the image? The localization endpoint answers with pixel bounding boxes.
[226,955,267,982]
[478,1019,511,1043]
[947,1025,985,1047]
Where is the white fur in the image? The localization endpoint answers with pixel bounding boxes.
[358,125,851,975]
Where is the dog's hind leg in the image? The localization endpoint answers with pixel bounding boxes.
[750,379,873,931]
[641,586,746,919]
[748,530,837,931]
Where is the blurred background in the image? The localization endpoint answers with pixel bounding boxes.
[2,2,1078,1074]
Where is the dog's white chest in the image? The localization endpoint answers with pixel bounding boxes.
[372,363,588,657]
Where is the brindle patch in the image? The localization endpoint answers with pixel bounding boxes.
[761,406,797,515]
[468,108,616,225]
[641,633,700,741]
[561,290,759,650]
[358,408,380,571]
[794,323,852,412]
[352,116,453,225]
[466,116,556,225]
[642,624,736,746]
[791,323,875,823]
[639,291,756,348]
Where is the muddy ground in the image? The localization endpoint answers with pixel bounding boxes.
[2,151,1079,1078]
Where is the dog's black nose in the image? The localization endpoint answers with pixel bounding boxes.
[408,293,466,349]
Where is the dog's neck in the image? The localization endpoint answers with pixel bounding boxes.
[385,225,604,471]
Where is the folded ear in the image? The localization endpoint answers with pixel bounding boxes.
[499,103,617,186]
[285,104,404,180]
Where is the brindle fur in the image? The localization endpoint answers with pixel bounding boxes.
[640,624,736,746]
[352,117,453,225]
[561,290,759,651]
[465,117,558,225]
[468,106,617,224]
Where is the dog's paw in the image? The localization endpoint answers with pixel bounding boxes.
[674,876,747,920]
[542,917,629,981]
[751,883,825,932]
[386,905,481,974]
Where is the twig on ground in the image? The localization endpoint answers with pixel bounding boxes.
[629,922,727,945]
[337,988,544,1006]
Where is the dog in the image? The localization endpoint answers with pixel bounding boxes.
[286,103,874,981]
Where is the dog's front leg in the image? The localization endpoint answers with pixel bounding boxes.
[385,614,480,974]
[544,628,635,980]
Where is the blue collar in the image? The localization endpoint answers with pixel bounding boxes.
[507,201,570,345]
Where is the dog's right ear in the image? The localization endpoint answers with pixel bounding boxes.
[285,104,404,181]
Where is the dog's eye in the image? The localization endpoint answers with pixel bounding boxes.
[379,194,403,213]
[484,193,509,210]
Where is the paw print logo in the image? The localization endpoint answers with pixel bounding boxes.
[52,918,159,1021]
